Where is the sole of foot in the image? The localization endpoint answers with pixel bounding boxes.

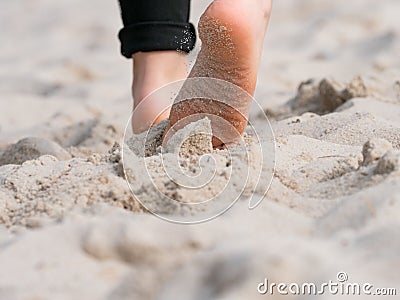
[167,0,272,147]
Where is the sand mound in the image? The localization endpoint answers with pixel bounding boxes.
[123,117,268,221]
[266,75,400,120]
[0,144,142,230]
[0,137,71,166]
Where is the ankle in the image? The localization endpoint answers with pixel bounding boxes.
[133,51,188,75]
[132,51,188,106]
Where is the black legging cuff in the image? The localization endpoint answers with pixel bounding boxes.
[119,21,196,58]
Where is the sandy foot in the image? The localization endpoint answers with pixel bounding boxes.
[169,0,272,147]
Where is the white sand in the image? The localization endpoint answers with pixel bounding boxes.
[1,0,400,299]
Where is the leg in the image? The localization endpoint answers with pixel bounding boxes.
[118,0,196,133]
[131,51,187,133]
[168,0,273,146]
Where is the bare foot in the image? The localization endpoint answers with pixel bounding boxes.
[131,51,188,134]
[168,0,272,146]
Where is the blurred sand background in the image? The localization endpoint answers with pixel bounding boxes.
[0,0,400,299]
